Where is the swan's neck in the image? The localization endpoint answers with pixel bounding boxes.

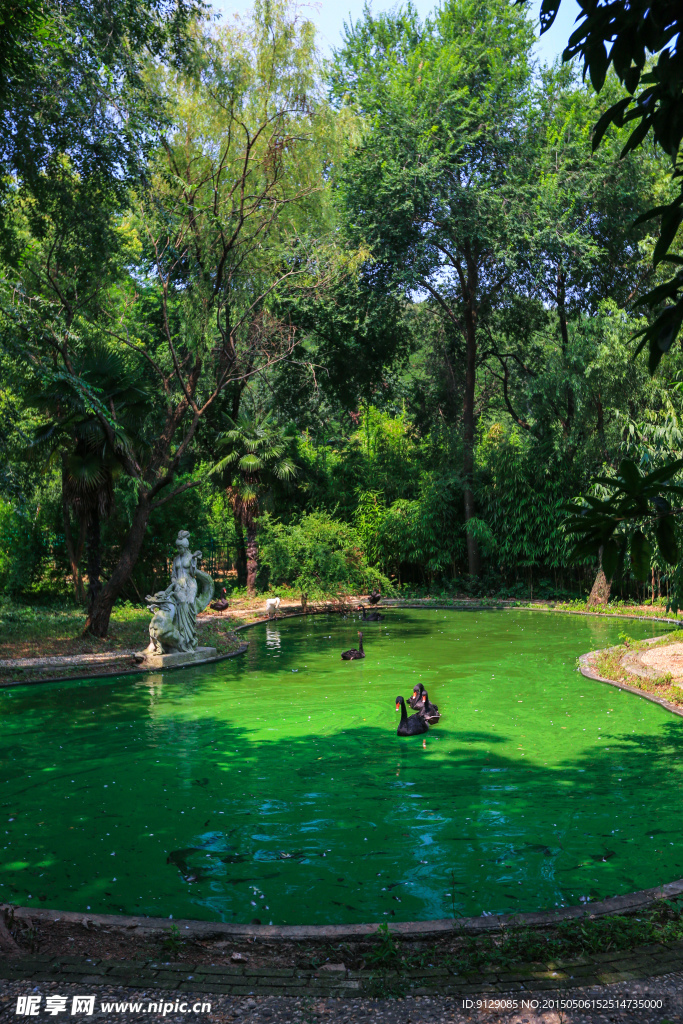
[400,699,407,722]
[359,637,364,653]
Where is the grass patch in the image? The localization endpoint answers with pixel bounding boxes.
[590,629,683,708]
[317,898,683,981]
[554,598,680,619]
[0,599,243,685]
[0,601,148,660]
[442,904,683,976]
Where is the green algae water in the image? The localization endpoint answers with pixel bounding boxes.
[2,608,683,925]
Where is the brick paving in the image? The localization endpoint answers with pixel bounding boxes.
[2,965,683,1023]
[2,940,683,998]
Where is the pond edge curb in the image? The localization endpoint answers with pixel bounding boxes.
[5,878,683,943]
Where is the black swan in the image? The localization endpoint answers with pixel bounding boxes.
[368,589,381,606]
[396,695,429,736]
[210,588,229,614]
[419,689,441,724]
[408,683,426,709]
[341,631,365,660]
[357,605,383,622]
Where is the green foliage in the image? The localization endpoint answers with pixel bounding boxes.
[477,426,575,571]
[366,923,400,965]
[0,0,204,190]
[258,510,391,602]
[538,0,683,371]
[443,900,683,977]
[563,457,683,582]
[161,923,183,955]
[0,0,679,607]
[215,412,297,519]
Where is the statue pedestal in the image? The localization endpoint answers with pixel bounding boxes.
[134,646,218,670]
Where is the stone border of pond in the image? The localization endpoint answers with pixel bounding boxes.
[5,879,683,945]
[3,941,683,1000]
[0,640,250,688]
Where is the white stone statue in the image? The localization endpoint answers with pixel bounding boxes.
[144,530,214,656]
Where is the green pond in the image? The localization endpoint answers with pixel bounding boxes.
[2,608,683,926]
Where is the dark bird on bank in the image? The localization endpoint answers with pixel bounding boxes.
[357,605,383,621]
[368,589,381,606]
[396,695,429,736]
[419,689,441,725]
[408,683,426,709]
[341,631,365,660]
[210,588,229,614]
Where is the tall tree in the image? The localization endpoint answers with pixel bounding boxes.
[25,347,152,610]
[0,0,203,192]
[330,0,536,575]
[532,0,683,371]
[1,1,333,635]
[216,412,297,595]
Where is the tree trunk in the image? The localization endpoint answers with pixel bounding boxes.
[86,508,101,618]
[463,263,480,577]
[587,548,612,608]
[84,498,152,637]
[61,458,85,603]
[0,909,19,953]
[234,515,247,588]
[557,265,575,437]
[62,504,85,604]
[246,518,258,596]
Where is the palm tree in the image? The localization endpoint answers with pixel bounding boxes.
[28,347,152,612]
[216,411,297,595]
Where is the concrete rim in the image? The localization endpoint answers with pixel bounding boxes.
[5,878,683,941]
[4,606,683,940]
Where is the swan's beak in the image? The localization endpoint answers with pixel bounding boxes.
[395,704,400,711]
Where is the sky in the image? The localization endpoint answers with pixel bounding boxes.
[210,0,583,67]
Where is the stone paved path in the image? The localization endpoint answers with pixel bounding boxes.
[3,942,683,996]
[1,973,682,1023]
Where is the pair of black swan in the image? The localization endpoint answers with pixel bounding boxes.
[408,682,439,721]
[396,683,441,736]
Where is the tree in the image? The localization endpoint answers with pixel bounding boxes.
[331,0,537,575]
[25,347,152,609]
[216,412,297,595]
[1,1,333,635]
[0,0,203,192]
[536,0,683,595]
[532,0,683,371]
[502,63,661,447]
[563,457,683,596]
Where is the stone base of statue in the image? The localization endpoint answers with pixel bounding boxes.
[134,646,218,670]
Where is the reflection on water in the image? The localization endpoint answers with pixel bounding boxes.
[0,609,681,925]
[265,626,281,651]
